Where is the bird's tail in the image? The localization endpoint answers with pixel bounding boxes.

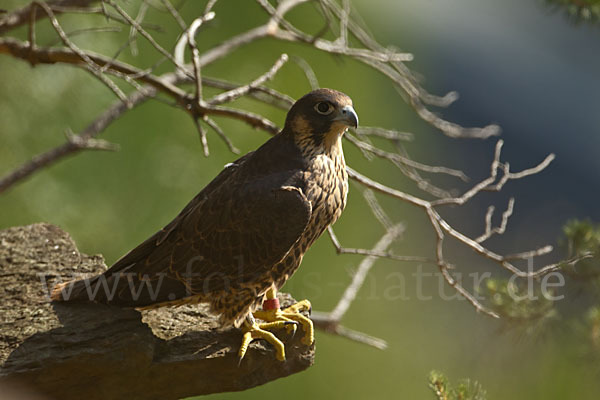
[50,271,188,307]
[50,277,101,302]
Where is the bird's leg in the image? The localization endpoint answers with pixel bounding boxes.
[238,288,314,362]
[254,287,314,346]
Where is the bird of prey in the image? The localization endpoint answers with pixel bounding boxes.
[51,88,358,361]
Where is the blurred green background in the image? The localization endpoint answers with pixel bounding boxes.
[1,0,599,399]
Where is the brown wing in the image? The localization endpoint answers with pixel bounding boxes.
[91,155,312,307]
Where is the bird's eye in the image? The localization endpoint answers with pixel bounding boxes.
[314,102,334,115]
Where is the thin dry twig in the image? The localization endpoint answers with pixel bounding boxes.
[346,133,469,181]
[313,224,404,349]
[193,117,210,157]
[0,90,152,194]
[128,1,149,56]
[362,189,393,230]
[355,126,413,142]
[31,1,131,106]
[203,76,294,108]
[338,0,350,47]
[291,55,320,90]
[203,117,240,154]
[0,0,96,35]
[327,226,432,263]
[105,0,193,78]
[431,140,556,206]
[475,198,515,243]
[209,53,289,105]
[160,0,186,31]
[332,243,394,317]
[46,26,123,47]
[174,11,216,91]
[389,143,454,198]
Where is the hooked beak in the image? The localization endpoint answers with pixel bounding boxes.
[334,105,359,128]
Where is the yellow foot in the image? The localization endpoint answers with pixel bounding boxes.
[238,315,292,362]
[254,299,314,346]
[238,299,314,362]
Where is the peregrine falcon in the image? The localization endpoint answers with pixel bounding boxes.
[51,88,358,361]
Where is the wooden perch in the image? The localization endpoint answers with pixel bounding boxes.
[0,224,314,400]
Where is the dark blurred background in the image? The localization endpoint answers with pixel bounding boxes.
[1,0,599,398]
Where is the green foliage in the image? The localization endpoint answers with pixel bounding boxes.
[561,219,600,284]
[476,219,600,363]
[544,0,600,24]
[428,371,487,400]
[481,278,558,335]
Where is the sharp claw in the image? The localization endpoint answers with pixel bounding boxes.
[237,299,313,361]
[280,301,314,346]
[285,321,298,336]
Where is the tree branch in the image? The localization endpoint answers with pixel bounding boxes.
[0,90,151,194]
[0,0,97,35]
[313,225,404,349]
[0,223,313,400]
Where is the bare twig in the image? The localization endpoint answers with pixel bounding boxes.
[338,0,350,47]
[47,26,123,47]
[105,0,192,78]
[31,1,130,106]
[203,76,294,108]
[346,133,469,181]
[345,161,572,315]
[65,128,120,151]
[389,143,454,198]
[313,225,404,349]
[0,90,151,194]
[0,0,97,35]
[203,117,240,154]
[362,189,393,230]
[189,19,206,104]
[174,11,216,88]
[291,56,320,90]
[327,226,432,263]
[47,5,163,31]
[209,53,289,105]
[204,0,219,15]
[475,198,515,243]
[128,1,148,56]
[0,37,280,134]
[193,118,210,157]
[355,126,413,142]
[160,0,187,31]
[431,140,555,206]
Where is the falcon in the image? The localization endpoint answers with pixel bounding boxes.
[51,88,358,361]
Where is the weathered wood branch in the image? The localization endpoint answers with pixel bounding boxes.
[0,224,314,400]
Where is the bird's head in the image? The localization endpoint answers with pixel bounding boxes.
[284,88,358,155]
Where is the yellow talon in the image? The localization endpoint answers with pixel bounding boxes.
[238,316,287,362]
[237,288,314,362]
[280,300,314,346]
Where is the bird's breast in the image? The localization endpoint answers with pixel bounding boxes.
[303,152,348,237]
[269,151,347,289]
